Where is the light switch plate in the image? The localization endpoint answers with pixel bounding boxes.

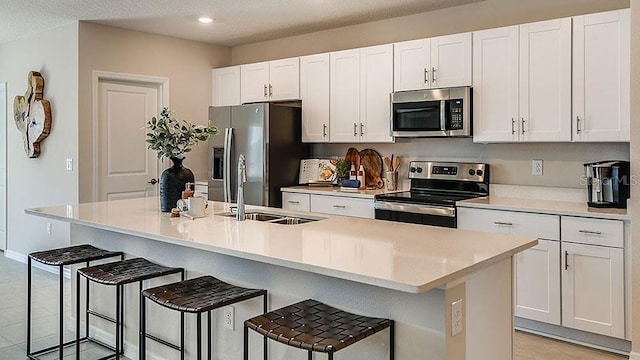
[66,158,73,171]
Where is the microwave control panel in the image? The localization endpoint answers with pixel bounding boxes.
[450,99,463,129]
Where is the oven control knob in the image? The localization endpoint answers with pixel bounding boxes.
[468,169,476,176]
[416,167,423,173]
[476,169,483,176]
[410,167,416,173]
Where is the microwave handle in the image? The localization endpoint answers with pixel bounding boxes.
[440,100,446,131]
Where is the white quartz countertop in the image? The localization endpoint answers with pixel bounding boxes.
[458,196,630,221]
[281,185,395,199]
[26,197,536,294]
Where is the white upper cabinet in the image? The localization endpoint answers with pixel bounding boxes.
[331,45,393,143]
[394,33,471,92]
[572,9,630,142]
[473,19,572,143]
[300,53,330,143]
[212,66,241,107]
[241,57,300,103]
[473,26,519,142]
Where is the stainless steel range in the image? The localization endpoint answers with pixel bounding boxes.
[374,161,489,228]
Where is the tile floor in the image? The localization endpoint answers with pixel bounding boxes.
[0,253,629,359]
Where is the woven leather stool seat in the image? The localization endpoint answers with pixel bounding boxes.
[245,299,392,353]
[143,275,266,313]
[29,244,122,266]
[78,257,181,285]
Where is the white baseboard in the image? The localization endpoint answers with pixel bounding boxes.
[628,351,640,360]
[5,249,71,279]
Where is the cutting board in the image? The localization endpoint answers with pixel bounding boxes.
[359,149,384,189]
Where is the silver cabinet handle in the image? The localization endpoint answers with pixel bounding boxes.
[353,123,358,136]
[432,67,437,83]
[269,84,273,97]
[360,123,364,136]
[288,200,300,204]
[424,68,429,83]
[323,124,327,137]
[521,117,525,135]
[494,221,513,226]
[576,116,581,134]
[263,84,267,98]
[511,118,515,135]
[565,251,569,270]
[579,229,602,235]
[333,204,347,209]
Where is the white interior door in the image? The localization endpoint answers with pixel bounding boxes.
[98,80,159,201]
[0,82,5,251]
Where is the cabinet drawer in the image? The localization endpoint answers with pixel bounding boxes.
[561,216,623,248]
[310,195,374,219]
[282,193,310,212]
[457,207,559,240]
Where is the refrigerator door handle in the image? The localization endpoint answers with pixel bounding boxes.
[223,128,230,202]
[226,128,234,202]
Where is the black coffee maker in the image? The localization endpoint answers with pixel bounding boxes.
[584,160,630,209]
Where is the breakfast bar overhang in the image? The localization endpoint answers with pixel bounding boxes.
[27,197,537,360]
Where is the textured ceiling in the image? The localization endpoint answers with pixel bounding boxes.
[0,0,482,46]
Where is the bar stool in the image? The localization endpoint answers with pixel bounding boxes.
[244,299,394,360]
[140,275,267,360]
[75,257,184,360]
[27,244,124,360]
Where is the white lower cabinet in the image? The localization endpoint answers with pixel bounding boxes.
[310,195,374,219]
[457,207,561,324]
[282,192,374,219]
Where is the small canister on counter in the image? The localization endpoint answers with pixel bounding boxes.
[385,171,397,191]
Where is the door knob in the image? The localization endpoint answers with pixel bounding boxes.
[148,178,158,185]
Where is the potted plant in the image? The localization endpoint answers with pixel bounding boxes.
[335,158,351,186]
[146,107,218,212]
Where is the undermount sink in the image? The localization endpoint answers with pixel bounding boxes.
[217,211,322,225]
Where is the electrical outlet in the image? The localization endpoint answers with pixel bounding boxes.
[224,306,235,331]
[532,159,543,176]
[66,158,73,171]
[451,299,463,336]
[46,223,52,235]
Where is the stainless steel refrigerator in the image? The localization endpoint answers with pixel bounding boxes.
[208,103,309,208]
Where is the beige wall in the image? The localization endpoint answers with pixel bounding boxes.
[232,0,629,64]
[78,22,231,202]
[0,23,79,256]
[630,0,640,355]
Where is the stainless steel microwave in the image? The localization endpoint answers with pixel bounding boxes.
[391,87,472,137]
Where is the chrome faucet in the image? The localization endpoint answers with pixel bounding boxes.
[236,154,247,221]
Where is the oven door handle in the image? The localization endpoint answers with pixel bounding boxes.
[374,201,456,217]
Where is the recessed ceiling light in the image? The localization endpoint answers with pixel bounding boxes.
[198,17,213,24]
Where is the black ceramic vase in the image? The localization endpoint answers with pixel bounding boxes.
[159,157,194,212]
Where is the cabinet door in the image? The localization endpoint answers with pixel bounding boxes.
[282,192,311,212]
[360,44,394,143]
[300,54,330,143]
[519,18,572,142]
[330,49,360,143]
[562,242,624,338]
[212,66,241,106]
[573,9,630,142]
[514,239,561,325]
[431,33,472,88]
[393,39,430,91]
[241,62,269,103]
[310,195,374,218]
[472,26,519,143]
[269,57,300,101]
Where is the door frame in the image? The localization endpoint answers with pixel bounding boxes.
[0,82,6,252]
[91,71,169,202]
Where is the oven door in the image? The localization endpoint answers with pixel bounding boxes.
[392,99,448,137]
[374,201,457,228]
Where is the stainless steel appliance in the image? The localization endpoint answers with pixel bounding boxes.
[208,103,310,208]
[374,161,489,227]
[391,87,472,137]
[584,160,630,209]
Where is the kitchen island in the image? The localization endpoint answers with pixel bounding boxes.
[27,197,537,360]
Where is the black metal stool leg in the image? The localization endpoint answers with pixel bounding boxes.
[328,352,333,360]
[263,292,268,360]
[140,281,146,360]
[207,311,212,360]
[181,311,185,360]
[85,261,89,339]
[389,320,395,360]
[115,285,121,360]
[243,323,249,360]
[59,264,64,360]
[76,271,81,360]
[26,257,32,356]
[308,350,312,360]
[197,313,202,360]
[120,284,125,353]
